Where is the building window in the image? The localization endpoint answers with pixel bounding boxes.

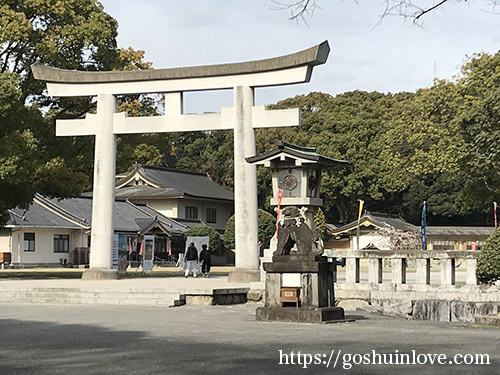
[185,206,198,220]
[206,208,217,223]
[24,233,35,252]
[431,240,455,250]
[54,234,70,253]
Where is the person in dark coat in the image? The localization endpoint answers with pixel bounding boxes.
[184,242,199,278]
[199,244,211,277]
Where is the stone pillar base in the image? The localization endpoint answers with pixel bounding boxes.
[256,306,347,323]
[81,269,119,280]
[228,269,261,283]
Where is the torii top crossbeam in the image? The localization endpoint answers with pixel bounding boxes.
[32,41,329,95]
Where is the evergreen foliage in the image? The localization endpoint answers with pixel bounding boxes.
[477,229,500,284]
[0,0,120,223]
[314,208,326,239]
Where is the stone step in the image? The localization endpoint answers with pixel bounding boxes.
[0,289,181,297]
[1,297,177,306]
[0,286,248,307]
[0,289,181,306]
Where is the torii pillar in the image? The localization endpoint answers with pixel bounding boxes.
[32,41,330,281]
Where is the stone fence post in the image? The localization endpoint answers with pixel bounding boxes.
[329,249,479,287]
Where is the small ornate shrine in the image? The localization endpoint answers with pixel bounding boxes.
[246,141,349,323]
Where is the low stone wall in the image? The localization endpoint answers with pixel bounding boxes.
[328,249,499,322]
[336,283,500,322]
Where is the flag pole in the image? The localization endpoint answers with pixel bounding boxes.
[494,202,498,230]
[421,201,427,250]
[356,200,364,250]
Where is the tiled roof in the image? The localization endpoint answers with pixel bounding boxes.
[114,186,183,200]
[246,141,348,167]
[426,227,494,236]
[6,195,188,235]
[116,165,233,201]
[328,212,494,238]
[328,212,419,235]
[7,202,83,229]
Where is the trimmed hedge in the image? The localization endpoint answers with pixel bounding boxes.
[477,228,500,284]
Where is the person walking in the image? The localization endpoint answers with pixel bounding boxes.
[199,244,211,277]
[184,242,199,278]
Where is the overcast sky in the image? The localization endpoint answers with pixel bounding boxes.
[99,0,500,113]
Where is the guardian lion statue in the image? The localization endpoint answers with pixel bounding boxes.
[274,206,323,257]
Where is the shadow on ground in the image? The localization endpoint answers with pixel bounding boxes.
[0,309,497,375]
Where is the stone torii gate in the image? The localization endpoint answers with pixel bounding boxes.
[32,41,330,281]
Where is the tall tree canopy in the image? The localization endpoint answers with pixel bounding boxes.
[245,50,500,225]
[0,0,121,223]
[457,52,500,213]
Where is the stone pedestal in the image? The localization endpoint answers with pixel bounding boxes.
[256,255,345,323]
[256,306,344,323]
[81,268,119,280]
[228,269,261,283]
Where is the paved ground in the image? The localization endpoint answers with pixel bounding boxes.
[0,302,498,374]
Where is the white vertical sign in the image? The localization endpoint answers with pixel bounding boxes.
[143,235,155,272]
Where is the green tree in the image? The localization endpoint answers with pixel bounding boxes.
[184,226,223,254]
[381,81,466,192]
[456,52,500,215]
[379,81,469,223]
[314,208,326,239]
[477,228,500,284]
[0,0,120,222]
[0,0,118,100]
[132,143,163,166]
[224,209,276,249]
[169,130,235,190]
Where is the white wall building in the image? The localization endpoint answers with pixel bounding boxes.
[114,165,234,233]
[0,194,188,266]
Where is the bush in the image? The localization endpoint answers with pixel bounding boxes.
[314,208,326,239]
[224,209,276,249]
[477,228,500,284]
[185,226,222,254]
